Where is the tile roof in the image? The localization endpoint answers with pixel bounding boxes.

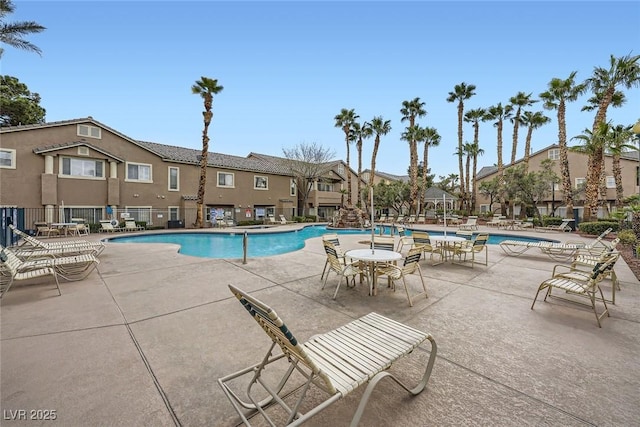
[136,141,291,175]
[32,141,125,162]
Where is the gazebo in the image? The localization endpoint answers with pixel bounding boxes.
[423,187,458,211]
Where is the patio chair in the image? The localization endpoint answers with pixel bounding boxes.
[531,252,618,327]
[499,238,585,261]
[375,247,428,306]
[219,285,437,426]
[0,247,61,298]
[538,218,573,233]
[395,226,413,252]
[124,219,144,232]
[9,225,105,258]
[571,238,621,303]
[34,222,60,238]
[416,214,426,224]
[458,216,478,230]
[377,214,388,224]
[279,215,295,225]
[99,220,123,232]
[321,241,368,299]
[70,218,89,235]
[406,214,417,224]
[372,235,395,251]
[320,234,346,281]
[266,214,278,225]
[411,231,442,264]
[486,215,504,228]
[452,232,489,268]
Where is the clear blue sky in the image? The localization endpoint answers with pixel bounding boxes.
[4,1,640,179]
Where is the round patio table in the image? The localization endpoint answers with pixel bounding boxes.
[346,248,403,296]
[429,235,467,264]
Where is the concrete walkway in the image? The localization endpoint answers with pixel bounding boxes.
[1,225,639,426]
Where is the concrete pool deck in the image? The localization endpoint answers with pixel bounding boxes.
[1,224,639,426]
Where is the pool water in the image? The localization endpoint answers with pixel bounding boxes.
[108,225,555,259]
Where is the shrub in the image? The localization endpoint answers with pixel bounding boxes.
[541,216,563,227]
[617,229,637,246]
[577,221,619,236]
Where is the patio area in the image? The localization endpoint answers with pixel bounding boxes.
[1,225,639,426]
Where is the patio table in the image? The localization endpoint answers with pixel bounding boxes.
[346,248,403,296]
[430,235,467,265]
[51,222,78,237]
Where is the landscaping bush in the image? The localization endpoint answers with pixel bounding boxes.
[617,229,637,246]
[236,220,263,226]
[541,216,563,227]
[577,221,619,236]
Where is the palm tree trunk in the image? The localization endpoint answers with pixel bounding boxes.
[345,135,352,207]
[558,101,574,214]
[195,110,213,228]
[613,155,624,209]
[457,103,465,209]
[357,139,363,208]
[370,136,380,188]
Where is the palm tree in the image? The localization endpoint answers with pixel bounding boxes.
[0,0,45,58]
[604,124,636,209]
[468,141,484,213]
[421,126,441,210]
[400,98,427,214]
[582,53,640,221]
[464,107,485,211]
[368,116,392,188]
[520,111,551,172]
[484,102,513,213]
[446,83,477,205]
[334,108,359,207]
[352,121,373,208]
[539,71,587,215]
[191,77,223,228]
[508,92,537,164]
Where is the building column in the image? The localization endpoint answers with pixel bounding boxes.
[44,155,55,223]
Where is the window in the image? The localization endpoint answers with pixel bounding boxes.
[78,146,89,156]
[168,207,179,221]
[548,148,559,160]
[290,179,296,196]
[317,181,334,192]
[337,164,345,175]
[168,167,179,191]
[125,207,152,225]
[77,124,101,139]
[126,162,152,182]
[217,172,234,187]
[479,204,490,213]
[60,157,104,178]
[0,148,16,169]
[606,176,615,189]
[575,177,586,188]
[552,182,560,191]
[254,176,268,190]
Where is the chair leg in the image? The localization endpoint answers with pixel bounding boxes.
[333,275,344,299]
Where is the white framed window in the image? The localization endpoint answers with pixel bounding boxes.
[254,175,268,190]
[575,177,586,188]
[168,206,180,221]
[126,162,152,182]
[168,167,179,191]
[479,204,490,213]
[317,181,334,192]
[60,157,104,179]
[77,124,101,139]
[552,182,560,191]
[0,148,16,169]
[606,176,615,189]
[125,207,152,225]
[337,163,345,175]
[290,179,296,196]
[217,172,234,187]
[548,148,560,160]
[77,146,89,156]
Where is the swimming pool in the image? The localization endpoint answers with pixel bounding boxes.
[107,225,557,259]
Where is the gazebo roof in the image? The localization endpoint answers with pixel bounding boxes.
[424,187,458,201]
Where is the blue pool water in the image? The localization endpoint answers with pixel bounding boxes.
[107,225,556,259]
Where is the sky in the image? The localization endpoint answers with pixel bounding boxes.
[4,1,640,179]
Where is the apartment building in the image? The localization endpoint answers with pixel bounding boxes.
[475,144,640,218]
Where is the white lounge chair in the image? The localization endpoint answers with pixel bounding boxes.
[538,218,573,232]
[100,220,123,232]
[0,247,61,298]
[279,214,295,225]
[219,285,437,426]
[9,225,105,258]
[459,215,478,230]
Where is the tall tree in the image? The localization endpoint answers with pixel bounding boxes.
[464,107,486,212]
[421,126,441,210]
[0,0,45,58]
[519,111,551,172]
[400,124,425,214]
[352,121,372,208]
[282,142,336,216]
[508,91,537,164]
[0,75,46,125]
[447,82,476,206]
[582,53,640,221]
[484,102,513,213]
[467,141,484,213]
[191,77,223,228]
[368,116,392,188]
[334,108,359,207]
[603,124,636,209]
[539,71,587,215]
[400,97,427,214]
